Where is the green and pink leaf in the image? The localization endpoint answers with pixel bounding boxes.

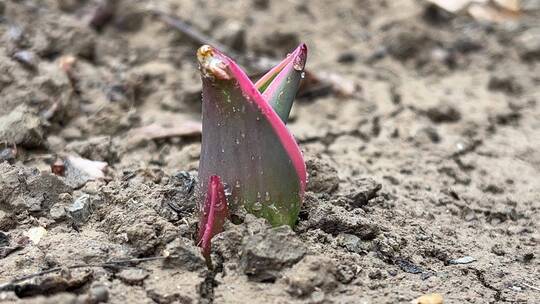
[254,44,307,123]
[197,45,307,227]
[197,175,229,260]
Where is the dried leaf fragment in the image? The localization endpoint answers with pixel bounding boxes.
[411,293,444,304]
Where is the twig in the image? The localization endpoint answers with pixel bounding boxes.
[522,282,540,292]
[152,10,276,72]
[152,10,357,98]
[0,256,171,292]
[155,12,235,58]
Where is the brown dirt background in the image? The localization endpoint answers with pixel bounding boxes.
[0,0,539,303]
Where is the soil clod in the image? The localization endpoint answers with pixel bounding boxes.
[241,226,306,282]
[0,105,44,148]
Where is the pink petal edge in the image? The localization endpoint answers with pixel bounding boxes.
[198,175,228,257]
[255,43,307,102]
[212,47,307,196]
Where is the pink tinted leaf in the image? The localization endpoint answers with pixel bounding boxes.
[197,175,229,259]
[197,45,307,227]
[254,44,307,123]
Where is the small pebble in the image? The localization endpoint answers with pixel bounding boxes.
[24,227,47,244]
[6,26,24,43]
[87,285,109,303]
[411,293,443,304]
[448,256,476,265]
[0,231,9,247]
[0,147,16,164]
[116,269,148,285]
[50,204,67,221]
[12,50,38,70]
[67,194,92,225]
[337,52,356,63]
[51,158,66,176]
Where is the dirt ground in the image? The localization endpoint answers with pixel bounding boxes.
[0,0,539,303]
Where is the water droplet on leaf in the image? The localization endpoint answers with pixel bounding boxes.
[223,183,232,197]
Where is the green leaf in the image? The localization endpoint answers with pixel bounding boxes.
[197,45,307,227]
[254,44,307,123]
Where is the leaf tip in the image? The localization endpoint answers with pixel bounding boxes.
[197,45,232,80]
[293,43,308,71]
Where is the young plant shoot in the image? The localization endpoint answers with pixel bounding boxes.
[197,175,228,260]
[196,44,308,259]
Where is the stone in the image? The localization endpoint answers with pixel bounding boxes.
[41,232,126,266]
[12,270,92,298]
[145,269,201,304]
[116,269,148,286]
[49,205,67,221]
[0,210,16,230]
[306,157,340,194]
[240,226,306,282]
[448,256,476,265]
[341,177,382,208]
[67,194,93,225]
[0,163,72,214]
[244,213,271,235]
[0,146,16,164]
[85,285,109,303]
[12,50,38,70]
[425,103,461,123]
[63,155,107,189]
[163,238,206,271]
[336,233,370,254]
[284,255,338,297]
[125,222,159,256]
[0,105,44,148]
[49,193,72,221]
[26,173,72,211]
[25,226,47,244]
[0,231,8,247]
[301,202,379,240]
[211,222,246,260]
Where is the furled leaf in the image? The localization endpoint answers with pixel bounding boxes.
[197,45,307,227]
[197,175,229,259]
[254,44,307,123]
